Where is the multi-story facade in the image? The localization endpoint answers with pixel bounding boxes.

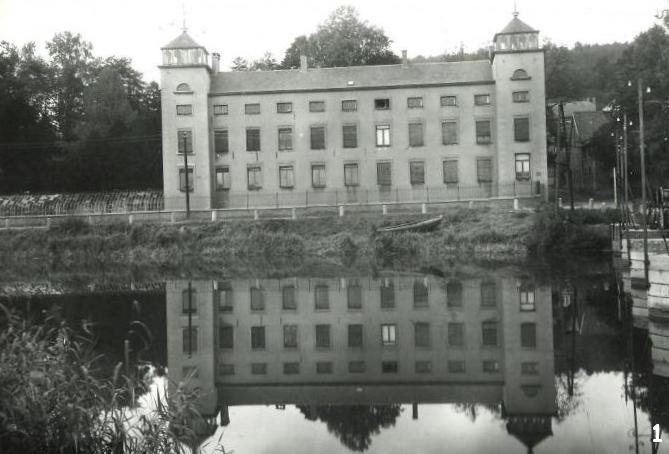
[159,12,547,210]
[166,272,556,449]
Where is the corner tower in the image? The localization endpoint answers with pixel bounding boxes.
[492,11,548,198]
[160,30,213,210]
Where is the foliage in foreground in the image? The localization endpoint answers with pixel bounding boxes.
[0,305,204,453]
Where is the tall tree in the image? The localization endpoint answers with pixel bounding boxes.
[230,56,249,71]
[281,6,399,69]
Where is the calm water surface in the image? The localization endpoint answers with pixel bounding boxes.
[5,259,669,454]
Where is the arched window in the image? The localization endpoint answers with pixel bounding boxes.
[511,69,530,80]
[176,83,192,92]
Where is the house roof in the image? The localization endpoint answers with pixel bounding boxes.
[210,60,493,95]
[572,111,611,144]
[162,31,205,50]
[494,14,539,40]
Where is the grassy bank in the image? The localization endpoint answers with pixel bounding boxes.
[0,205,616,276]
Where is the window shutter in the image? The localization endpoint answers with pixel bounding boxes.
[410,161,425,185]
[514,117,530,141]
[408,123,424,147]
[442,122,458,145]
[310,127,325,149]
[443,160,458,184]
[343,125,357,148]
[477,159,493,183]
[377,162,391,186]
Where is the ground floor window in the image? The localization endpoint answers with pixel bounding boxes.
[409,161,425,185]
[215,167,230,191]
[515,153,531,180]
[311,164,326,188]
[279,165,294,189]
[377,162,392,186]
[344,163,359,186]
[477,159,493,183]
[247,166,262,190]
[376,124,391,147]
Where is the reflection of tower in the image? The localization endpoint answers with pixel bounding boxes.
[165,280,220,438]
[502,276,556,453]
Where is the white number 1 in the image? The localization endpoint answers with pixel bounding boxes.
[653,424,663,443]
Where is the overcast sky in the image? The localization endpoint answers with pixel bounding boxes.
[1,0,667,82]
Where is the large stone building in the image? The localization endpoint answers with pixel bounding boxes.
[159,12,547,210]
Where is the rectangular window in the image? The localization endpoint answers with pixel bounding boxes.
[309,101,325,112]
[441,95,457,107]
[176,104,192,115]
[246,128,261,151]
[347,281,362,309]
[443,160,458,185]
[413,280,428,307]
[377,162,391,186]
[447,281,463,307]
[442,121,458,145]
[310,126,326,150]
[182,327,197,353]
[477,159,493,183]
[283,362,300,375]
[448,323,465,346]
[515,153,531,180]
[344,163,359,187]
[250,286,264,311]
[475,120,492,144]
[415,361,432,374]
[315,324,331,349]
[483,360,500,373]
[381,324,397,346]
[375,98,390,110]
[514,117,530,142]
[382,361,398,373]
[349,361,366,373]
[409,161,425,186]
[513,91,530,103]
[214,130,229,155]
[520,286,536,311]
[177,130,193,154]
[282,285,296,310]
[474,94,491,106]
[482,321,498,346]
[348,324,363,348]
[276,102,293,113]
[213,104,228,115]
[215,167,231,191]
[219,325,233,349]
[521,362,539,375]
[311,164,326,188]
[521,323,537,348]
[247,166,263,190]
[251,326,265,349]
[283,324,298,348]
[481,281,496,307]
[407,97,423,108]
[342,100,357,112]
[219,364,234,376]
[179,168,193,192]
[376,125,391,147]
[380,280,395,308]
[182,288,197,314]
[278,128,293,151]
[414,322,430,347]
[316,362,333,374]
[315,284,329,310]
[408,123,424,147]
[217,282,233,312]
[251,363,267,375]
[279,165,294,189]
[448,360,465,373]
[245,103,260,115]
[342,125,358,148]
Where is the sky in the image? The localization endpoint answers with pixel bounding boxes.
[1,0,667,83]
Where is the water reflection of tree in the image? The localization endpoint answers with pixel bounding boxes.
[453,403,501,422]
[297,404,401,452]
[554,373,584,421]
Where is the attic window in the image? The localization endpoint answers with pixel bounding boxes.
[511,69,530,80]
[176,83,192,92]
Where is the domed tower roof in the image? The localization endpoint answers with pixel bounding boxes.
[161,30,205,50]
[494,12,538,41]
[492,10,540,53]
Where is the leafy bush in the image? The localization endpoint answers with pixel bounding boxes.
[49,217,92,235]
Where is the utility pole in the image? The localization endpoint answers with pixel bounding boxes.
[559,102,575,211]
[555,112,561,215]
[637,79,649,286]
[180,131,191,219]
[623,112,629,220]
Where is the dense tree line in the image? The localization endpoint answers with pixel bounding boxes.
[0,33,161,193]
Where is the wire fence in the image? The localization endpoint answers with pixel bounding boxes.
[0,191,164,217]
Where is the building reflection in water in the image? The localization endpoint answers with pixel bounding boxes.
[165,273,556,452]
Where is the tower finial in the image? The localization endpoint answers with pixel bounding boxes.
[513,2,519,18]
[181,2,187,32]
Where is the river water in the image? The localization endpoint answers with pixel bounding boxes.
[3,257,668,454]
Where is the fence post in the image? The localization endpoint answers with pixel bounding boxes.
[5,218,9,229]
[128,214,134,225]
[88,215,93,225]
[46,217,51,228]
[588,198,594,209]
[170,212,176,224]
[513,198,519,211]
[558,197,563,208]
[291,207,297,220]
[382,204,387,216]
[339,205,345,217]
[421,203,427,214]
[211,210,217,222]
[254,209,259,221]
